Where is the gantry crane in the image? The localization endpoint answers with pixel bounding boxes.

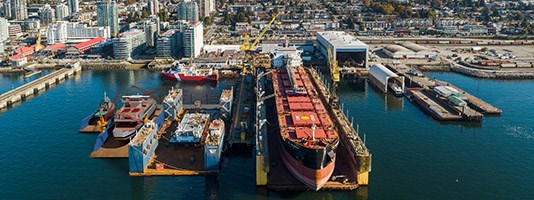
[327,46,340,108]
[240,14,279,51]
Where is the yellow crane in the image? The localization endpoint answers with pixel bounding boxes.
[327,46,340,107]
[35,29,43,52]
[327,46,340,84]
[240,14,279,51]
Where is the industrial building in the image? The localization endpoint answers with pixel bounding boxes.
[316,31,368,69]
[369,64,404,94]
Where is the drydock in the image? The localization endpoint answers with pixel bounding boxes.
[255,65,371,191]
[129,88,232,176]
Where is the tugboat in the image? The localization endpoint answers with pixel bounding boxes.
[79,92,116,133]
[162,63,218,82]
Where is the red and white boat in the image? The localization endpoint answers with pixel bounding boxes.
[162,63,218,82]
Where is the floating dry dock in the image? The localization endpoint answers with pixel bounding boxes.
[90,110,163,158]
[256,67,371,191]
[130,88,232,176]
[0,63,81,110]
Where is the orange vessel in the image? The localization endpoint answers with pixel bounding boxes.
[273,65,339,190]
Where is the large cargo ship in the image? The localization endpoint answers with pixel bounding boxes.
[272,58,339,190]
[129,121,159,173]
[113,95,157,139]
[162,63,218,82]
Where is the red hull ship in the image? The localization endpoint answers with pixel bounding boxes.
[162,63,218,82]
[273,65,339,191]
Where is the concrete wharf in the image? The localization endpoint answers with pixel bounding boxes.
[0,63,81,110]
[434,80,502,114]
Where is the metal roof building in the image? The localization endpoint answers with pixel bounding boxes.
[316,31,369,69]
[369,64,404,93]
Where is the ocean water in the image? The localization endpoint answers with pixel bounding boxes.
[0,70,532,199]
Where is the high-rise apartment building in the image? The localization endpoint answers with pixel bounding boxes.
[11,0,28,20]
[113,29,146,60]
[177,0,199,22]
[96,0,119,36]
[55,3,69,20]
[67,0,80,14]
[183,21,203,58]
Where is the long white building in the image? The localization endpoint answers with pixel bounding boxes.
[46,21,110,44]
[46,22,68,44]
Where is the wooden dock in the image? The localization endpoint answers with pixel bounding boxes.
[0,63,81,110]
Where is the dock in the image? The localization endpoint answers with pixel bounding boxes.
[388,64,501,119]
[228,75,255,146]
[434,81,502,114]
[0,63,81,110]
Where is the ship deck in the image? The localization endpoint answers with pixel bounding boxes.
[90,110,162,158]
[79,124,105,133]
[130,111,219,176]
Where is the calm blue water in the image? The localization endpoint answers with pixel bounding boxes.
[0,70,532,199]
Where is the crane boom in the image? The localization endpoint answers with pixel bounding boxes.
[240,14,279,51]
[327,46,340,83]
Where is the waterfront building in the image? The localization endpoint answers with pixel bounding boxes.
[97,0,119,36]
[113,29,146,60]
[157,29,181,58]
[316,31,368,69]
[183,21,203,58]
[144,21,158,48]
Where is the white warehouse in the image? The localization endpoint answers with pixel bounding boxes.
[316,31,369,69]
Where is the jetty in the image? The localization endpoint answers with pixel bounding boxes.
[0,63,81,110]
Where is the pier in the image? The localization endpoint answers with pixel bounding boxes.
[0,63,81,110]
[388,64,501,120]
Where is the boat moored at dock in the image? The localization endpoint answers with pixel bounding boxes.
[273,62,340,190]
[113,95,157,139]
[162,63,218,82]
[79,92,116,133]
